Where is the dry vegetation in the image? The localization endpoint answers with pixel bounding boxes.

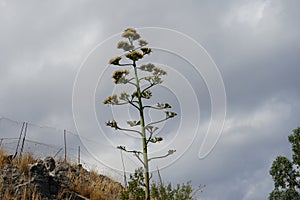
[68,166,123,200]
[0,148,123,200]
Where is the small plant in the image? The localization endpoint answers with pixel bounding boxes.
[120,168,145,200]
[103,28,177,199]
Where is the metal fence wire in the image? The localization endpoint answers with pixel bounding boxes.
[0,116,112,174]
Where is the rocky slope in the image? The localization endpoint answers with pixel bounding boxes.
[0,153,123,200]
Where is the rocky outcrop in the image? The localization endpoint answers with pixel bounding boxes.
[0,156,122,200]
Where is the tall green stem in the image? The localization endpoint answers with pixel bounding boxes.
[133,61,150,200]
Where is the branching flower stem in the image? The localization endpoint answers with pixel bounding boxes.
[142,85,156,95]
[119,147,145,167]
[146,117,169,127]
[146,131,154,145]
[143,105,167,110]
[127,100,140,110]
[132,60,151,199]
[118,63,133,66]
[117,126,142,136]
[148,151,174,162]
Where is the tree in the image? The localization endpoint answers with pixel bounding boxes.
[103,28,177,200]
[269,127,300,199]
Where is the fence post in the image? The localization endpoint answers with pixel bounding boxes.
[78,146,80,164]
[64,130,67,162]
[54,148,63,158]
[14,122,25,158]
[20,122,28,156]
[157,166,163,186]
[120,150,127,188]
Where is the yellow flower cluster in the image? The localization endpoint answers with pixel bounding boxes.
[153,67,167,76]
[109,56,122,65]
[125,50,144,61]
[106,119,118,130]
[112,70,129,84]
[103,94,118,104]
[138,39,148,46]
[141,47,152,55]
[117,41,134,51]
[140,63,155,72]
[121,28,140,40]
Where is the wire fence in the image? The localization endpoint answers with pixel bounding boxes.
[0,116,122,179]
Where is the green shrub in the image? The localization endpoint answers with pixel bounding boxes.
[121,168,196,200]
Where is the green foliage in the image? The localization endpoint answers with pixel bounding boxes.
[151,181,193,200]
[269,127,300,199]
[120,168,195,200]
[120,168,145,200]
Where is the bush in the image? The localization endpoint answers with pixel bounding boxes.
[121,168,196,200]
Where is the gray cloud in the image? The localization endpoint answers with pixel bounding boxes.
[1,0,299,199]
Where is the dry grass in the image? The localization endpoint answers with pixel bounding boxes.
[0,148,36,170]
[13,152,36,177]
[0,148,12,168]
[20,185,41,200]
[68,166,123,200]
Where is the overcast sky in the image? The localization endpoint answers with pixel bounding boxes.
[1,0,300,199]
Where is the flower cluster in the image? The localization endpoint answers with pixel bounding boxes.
[112,70,129,84]
[168,150,176,155]
[138,39,148,46]
[127,120,140,127]
[141,90,152,99]
[139,63,155,72]
[119,91,130,101]
[117,146,126,151]
[153,67,167,76]
[125,50,144,61]
[109,56,122,65]
[156,103,172,109]
[131,90,152,99]
[144,75,162,85]
[152,76,163,85]
[103,94,118,105]
[140,47,152,55]
[121,28,140,41]
[165,111,177,119]
[150,137,163,143]
[106,119,118,130]
[117,41,134,51]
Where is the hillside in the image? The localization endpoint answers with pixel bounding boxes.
[0,149,123,200]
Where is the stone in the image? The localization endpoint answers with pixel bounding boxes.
[44,156,55,172]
